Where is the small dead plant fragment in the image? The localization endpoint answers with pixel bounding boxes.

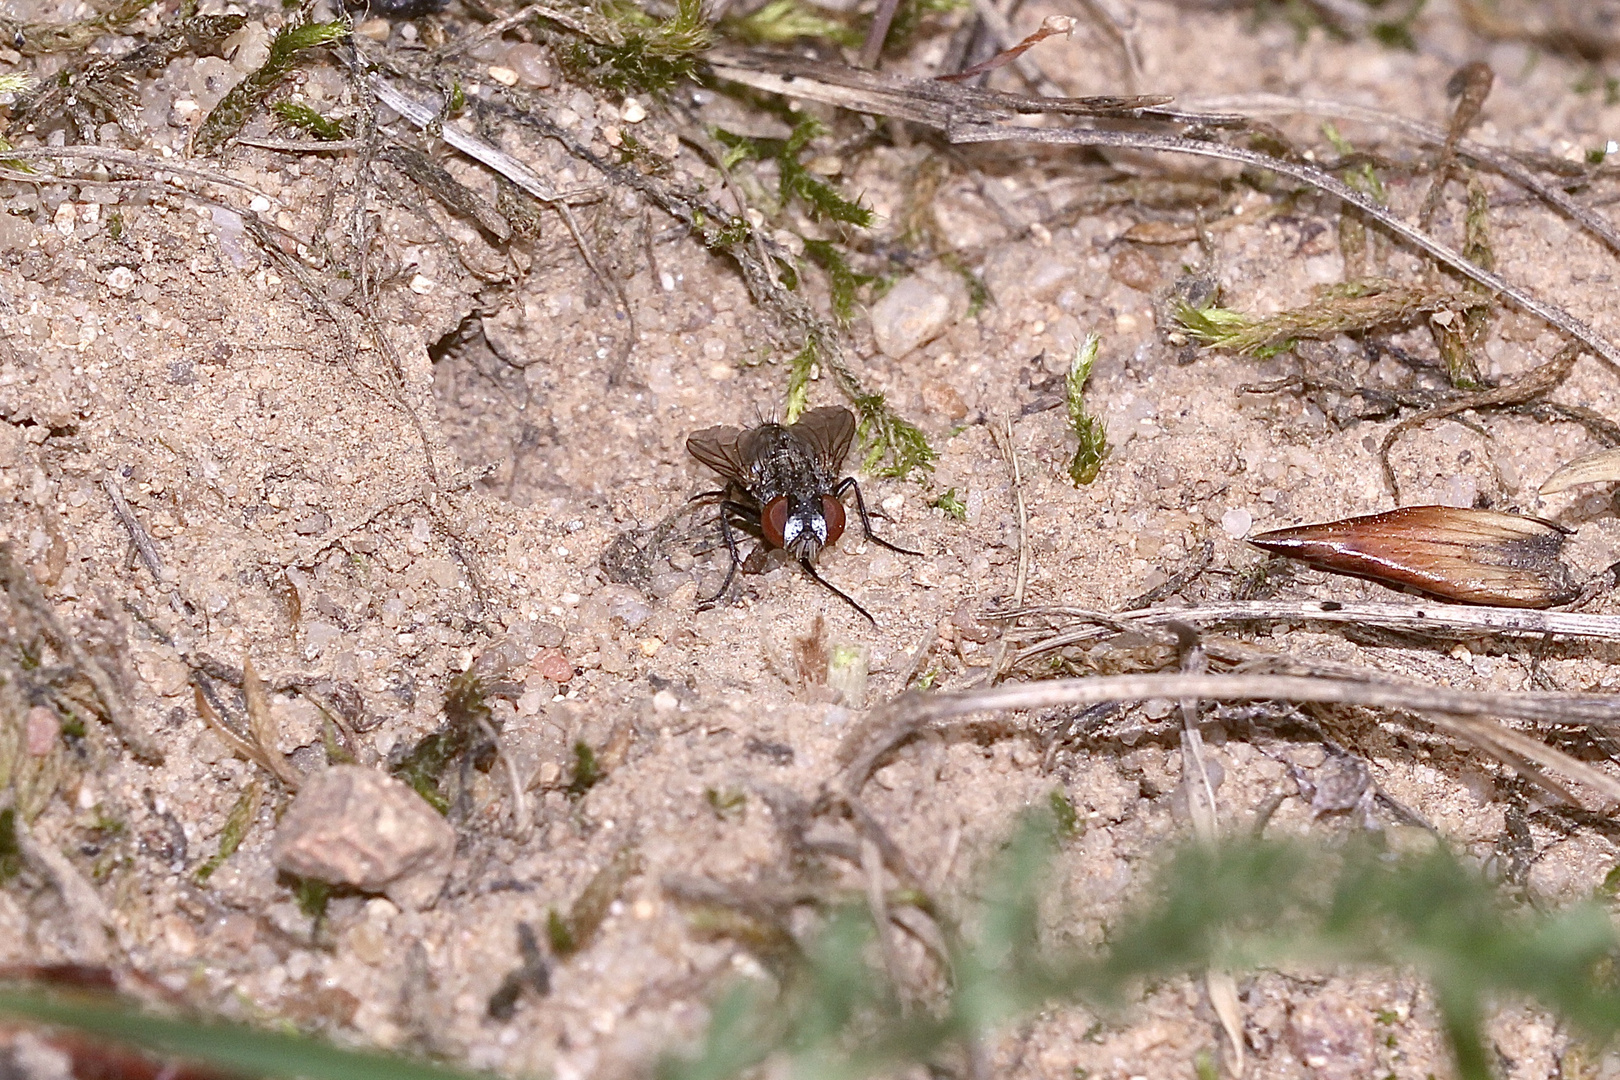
[1176,281,1472,359]
[1247,506,1578,608]
[14,14,243,143]
[1064,334,1108,485]
[1378,342,1579,500]
[1430,178,1496,386]
[194,658,300,789]
[486,922,551,1019]
[1540,448,1620,494]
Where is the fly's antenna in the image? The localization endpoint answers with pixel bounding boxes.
[798,557,875,624]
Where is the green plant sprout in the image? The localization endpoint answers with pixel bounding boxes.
[1065,334,1108,485]
[803,239,873,324]
[660,815,1620,1080]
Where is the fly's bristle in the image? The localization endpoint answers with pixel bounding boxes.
[1249,505,1577,607]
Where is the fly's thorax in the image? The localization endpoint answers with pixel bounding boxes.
[747,431,826,503]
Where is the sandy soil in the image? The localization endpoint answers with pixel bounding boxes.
[6,0,1620,1077]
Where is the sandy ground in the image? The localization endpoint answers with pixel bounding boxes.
[7,0,1620,1076]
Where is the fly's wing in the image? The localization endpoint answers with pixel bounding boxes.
[792,406,857,473]
[1249,505,1576,607]
[686,426,749,483]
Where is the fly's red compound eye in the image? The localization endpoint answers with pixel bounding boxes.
[762,497,790,548]
[820,495,846,546]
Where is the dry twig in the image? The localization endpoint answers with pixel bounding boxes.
[998,598,1620,663]
[840,674,1620,801]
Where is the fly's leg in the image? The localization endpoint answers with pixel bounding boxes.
[832,477,922,556]
[699,500,756,609]
[798,557,875,624]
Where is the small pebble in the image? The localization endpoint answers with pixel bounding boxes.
[621,97,645,123]
[271,766,457,910]
[487,65,519,87]
[25,706,57,755]
[106,266,136,295]
[870,275,962,359]
[533,648,573,683]
[1220,508,1253,539]
[507,43,553,88]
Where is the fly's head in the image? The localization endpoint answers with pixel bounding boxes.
[762,494,846,561]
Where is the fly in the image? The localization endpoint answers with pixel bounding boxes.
[686,406,920,622]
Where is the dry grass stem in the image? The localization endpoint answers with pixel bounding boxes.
[102,476,187,615]
[841,674,1620,796]
[997,599,1620,664]
[946,123,1620,372]
[1184,92,1620,258]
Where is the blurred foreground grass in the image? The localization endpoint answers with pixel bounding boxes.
[6,816,1620,1080]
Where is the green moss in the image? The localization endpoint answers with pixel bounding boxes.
[566,741,601,799]
[192,20,347,155]
[803,240,872,324]
[549,846,641,958]
[557,0,710,94]
[271,101,344,140]
[723,0,858,46]
[930,487,966,521]
[388,669,499,814]
[1177,281,1462,359]
[195,781,262,883]
[784,340,817,424]
[713,120,874,227]
[1065,335,1108,485]
[294,877,332,924]
[854,391,935,479]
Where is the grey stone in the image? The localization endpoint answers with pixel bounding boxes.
[271,765,456,910]
[869,273,966,359]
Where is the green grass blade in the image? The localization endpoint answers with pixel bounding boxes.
[0,991,485,1080]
